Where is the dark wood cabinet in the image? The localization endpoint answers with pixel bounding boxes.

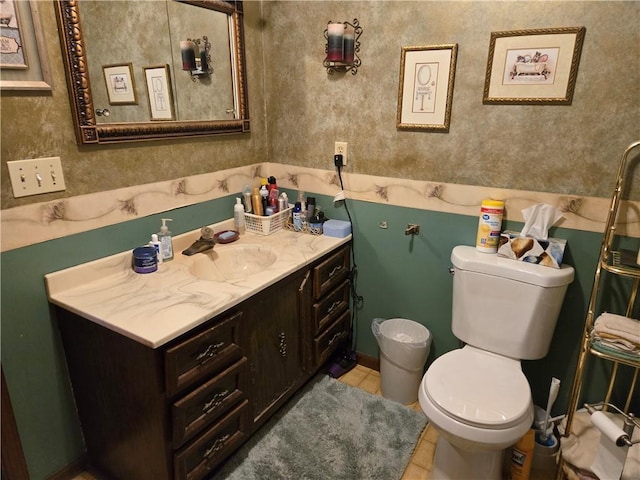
[242,269,309,428]
[56,243,351,480]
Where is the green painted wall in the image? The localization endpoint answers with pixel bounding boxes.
[1,198,236,478]
[317,195,639,413]
[2,193,638,478]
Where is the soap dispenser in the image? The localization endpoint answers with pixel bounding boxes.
[158,218,174,261]
[234,198,246,234]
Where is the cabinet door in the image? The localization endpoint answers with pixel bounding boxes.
[244,270,308,427]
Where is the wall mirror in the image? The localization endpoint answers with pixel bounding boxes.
[55,0,249,145]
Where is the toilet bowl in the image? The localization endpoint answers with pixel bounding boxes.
[417,246,574,479]
[419,346,533,479]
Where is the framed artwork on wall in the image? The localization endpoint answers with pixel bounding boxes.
[396,44,458,132]
[483,26,586,105]
[102,63,137,105]
[0,0,52,90]
[143,65,175,121]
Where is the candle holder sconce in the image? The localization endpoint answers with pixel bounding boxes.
[181,36,213,81]
[324,19,362,75]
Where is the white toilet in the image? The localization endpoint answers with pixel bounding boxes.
[419,245,574,479]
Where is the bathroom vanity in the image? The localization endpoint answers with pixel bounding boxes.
[45,222,351,480]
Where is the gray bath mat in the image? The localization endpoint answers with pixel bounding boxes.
[215,374,427,479]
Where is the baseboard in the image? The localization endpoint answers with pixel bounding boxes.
[356,352,379,371]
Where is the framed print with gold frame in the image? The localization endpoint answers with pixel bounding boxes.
[143,65,175,121]
[102,63,137,105]
[397,44,458,132]
[483,27,585,105]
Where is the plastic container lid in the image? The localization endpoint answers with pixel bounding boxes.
[425,347,531,428]
[451,245,574,287]
[481,199,505,208]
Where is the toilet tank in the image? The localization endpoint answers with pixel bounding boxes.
[450,245,574,360]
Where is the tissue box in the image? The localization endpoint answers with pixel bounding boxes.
[323,219,351,238]
[497,230,566,268]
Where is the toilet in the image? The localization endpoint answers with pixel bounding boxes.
[419,245,574,479]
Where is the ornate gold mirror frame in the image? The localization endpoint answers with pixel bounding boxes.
[55,0,250,145]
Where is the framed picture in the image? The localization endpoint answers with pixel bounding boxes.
[397,44,458,132]
[0,0,52,90]
[143,65,175,121]
[483,27,585,105]
[0,0,27,69]
[102,63,137,105]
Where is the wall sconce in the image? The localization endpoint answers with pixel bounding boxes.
[180,36,213,81]
[323,19,362,75]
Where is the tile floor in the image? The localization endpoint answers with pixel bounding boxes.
[337,364,436,480]
[73,364,434,480]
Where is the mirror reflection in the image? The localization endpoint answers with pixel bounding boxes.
[55,0,249,144]
[82,1,234,124]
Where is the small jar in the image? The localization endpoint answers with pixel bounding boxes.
[132,246,158,274]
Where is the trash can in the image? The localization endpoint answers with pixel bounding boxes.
[372,318,431,404]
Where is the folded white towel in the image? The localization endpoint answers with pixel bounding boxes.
[593,313,640,346]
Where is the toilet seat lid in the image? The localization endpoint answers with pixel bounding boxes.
[425,347,531,428]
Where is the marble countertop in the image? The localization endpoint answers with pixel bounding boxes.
[45,219,351,348]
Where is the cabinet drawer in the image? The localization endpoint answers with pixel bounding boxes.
[172,358,248,448]
[314,310,350,365]
[174,400,249,480]
[165,312,243,398]
[313,245,350,300]
[313,280,350,334]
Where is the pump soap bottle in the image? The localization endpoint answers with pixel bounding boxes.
[158,218,174,261]
[234,198,246,234]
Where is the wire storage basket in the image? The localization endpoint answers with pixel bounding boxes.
[244,207,293,235]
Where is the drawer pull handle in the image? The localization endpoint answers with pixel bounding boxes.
[327,300,342,315]
[328,331,342,347]
[279,332,287,358]
[328,265,343,278]
[202,389,230,414]
[196,341,225,362]
[204,433,230,459]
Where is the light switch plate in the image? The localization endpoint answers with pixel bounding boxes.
[7,157,66,198]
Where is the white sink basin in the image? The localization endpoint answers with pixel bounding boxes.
[187,244,278,282]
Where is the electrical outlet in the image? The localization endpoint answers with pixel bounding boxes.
[334,141,348,166]
[7,157,66,198]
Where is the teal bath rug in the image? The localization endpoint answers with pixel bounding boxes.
[215,374,427,479]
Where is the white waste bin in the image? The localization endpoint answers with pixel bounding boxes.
[372,318,431,404]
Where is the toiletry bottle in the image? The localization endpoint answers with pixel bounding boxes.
[158,218,174,261]
[252,186,263,216]
[306,196,316,219]
[268,176,279,212]
[510,428,534,480]
[260,180,269,214]
[149,233,162,264]
[243,185,252,214]
[234,197,246,234]
[309,209,324,234]
[297,191,307,226]
[292,201,302,231]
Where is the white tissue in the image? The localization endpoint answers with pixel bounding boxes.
[520,204,563,240]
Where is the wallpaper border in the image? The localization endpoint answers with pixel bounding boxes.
[1,162,638,252]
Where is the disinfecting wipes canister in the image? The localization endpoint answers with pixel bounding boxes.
[476,200,504,253]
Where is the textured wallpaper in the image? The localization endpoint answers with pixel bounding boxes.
[263,1,639,199]
[1,1,638,212]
